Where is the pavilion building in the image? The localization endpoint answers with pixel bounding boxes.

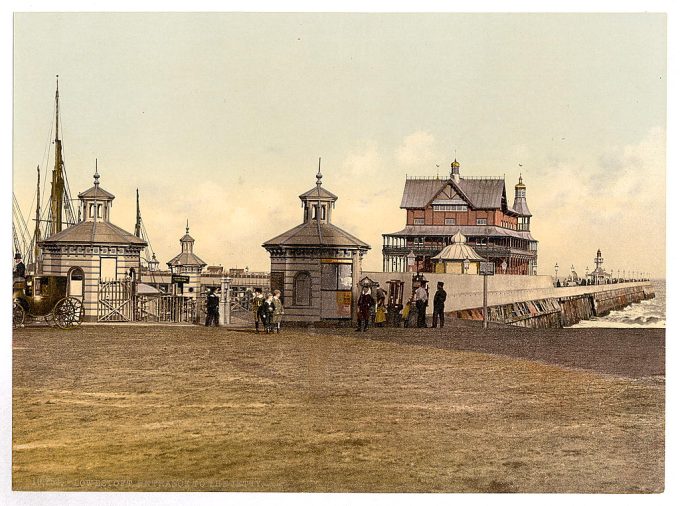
[382,160,538,275]
[38,169,147,320]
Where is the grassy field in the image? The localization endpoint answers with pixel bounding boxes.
[12,323,664,493]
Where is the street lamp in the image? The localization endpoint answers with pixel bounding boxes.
[406,250,416,273]
[554,262,559,286]
[463,257,470,274]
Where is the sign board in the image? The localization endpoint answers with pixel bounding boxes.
[479,262,495,276]
[172,274,190,284]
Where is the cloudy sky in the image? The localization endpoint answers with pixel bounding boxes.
[11,12,666,277]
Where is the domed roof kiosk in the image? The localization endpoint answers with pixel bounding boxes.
[263,163,370,323]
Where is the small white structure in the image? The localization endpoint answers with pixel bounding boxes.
[431,231,485,274]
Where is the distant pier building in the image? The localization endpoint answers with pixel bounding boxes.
[382,160,538,275]
[263,166,370,322]
[166,223,207,298]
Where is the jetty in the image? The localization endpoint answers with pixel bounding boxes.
[362,271,655,328]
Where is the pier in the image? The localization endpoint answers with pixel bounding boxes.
[362,272,654,328]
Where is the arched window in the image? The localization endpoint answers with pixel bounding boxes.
[67,267,84,298]
[293,271,312,306]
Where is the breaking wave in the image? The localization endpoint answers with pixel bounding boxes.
[571,279,665,329]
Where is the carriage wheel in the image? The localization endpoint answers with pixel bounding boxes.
[53,297,84,329]
[13,300,25,329]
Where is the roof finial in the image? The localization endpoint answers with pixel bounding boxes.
[186,218,189,234]
[316,157,323,187]
[94,158,100,186]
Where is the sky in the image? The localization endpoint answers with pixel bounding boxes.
[11,12,667,277]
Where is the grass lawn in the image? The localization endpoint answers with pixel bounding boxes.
[12,324,664,493]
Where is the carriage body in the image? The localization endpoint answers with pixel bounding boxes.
[13,275,83,329]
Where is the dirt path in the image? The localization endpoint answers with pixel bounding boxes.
[12,324,664,492]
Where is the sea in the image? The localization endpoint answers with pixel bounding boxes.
[570,278,666,328]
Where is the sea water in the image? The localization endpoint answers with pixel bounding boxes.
[570,279,666,328]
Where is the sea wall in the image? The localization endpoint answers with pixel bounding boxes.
[361,271,654,328]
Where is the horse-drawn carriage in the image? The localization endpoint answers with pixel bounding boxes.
[12,275,84,329]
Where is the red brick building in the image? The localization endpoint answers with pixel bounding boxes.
[382,160,538,275]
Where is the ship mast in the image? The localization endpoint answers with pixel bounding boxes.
[49,75,65,236]
[34,165,41,274]
[135,188,142,238]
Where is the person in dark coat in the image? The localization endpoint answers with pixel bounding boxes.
[259,293,275,333]
[13,252,26,280]
[431,281,447,328]
[205,287,220,327]
[356,286,375,332]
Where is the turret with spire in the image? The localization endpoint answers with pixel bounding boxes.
[450,158,461,183]
[513,174,532,231]
[298,160,338,224]
[77,163,115,223]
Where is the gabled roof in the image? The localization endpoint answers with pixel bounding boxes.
[78,185,115,200]
[40,220,147,246]
[400,179,447,208]
[263,221,369,249]
[400,177,507,210]
[456,178,506,209]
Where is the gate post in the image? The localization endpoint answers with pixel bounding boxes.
[220,276,232,325]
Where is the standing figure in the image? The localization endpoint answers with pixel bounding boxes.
[356,285,375,332]
[431,281,447,328]
[272,289,285,333]
[251,287,264,332]
[415,281,429,328]
[259,293,275,333]
[375,297,387,327]
[401,297,411,328]
[13,252,26,280]
[205,287,220,327]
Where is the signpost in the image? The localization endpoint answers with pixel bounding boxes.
[171,274,190,284]
[479,262,494,329]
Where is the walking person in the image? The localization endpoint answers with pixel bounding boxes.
[251,287,264,333]
[259,293,275,333]
[356,285,375,332]
[415,281,429,328]
[431,281,447,328]
[272,289,284,333]
[204,287,220,327]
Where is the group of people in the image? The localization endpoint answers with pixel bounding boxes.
[357,280,448,331]
[209,281,448,332]
[250,288,284,333]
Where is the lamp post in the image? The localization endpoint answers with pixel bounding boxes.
[482,227,492,330]
[220,276,232,325]
[585,267,590,285]
[406,250,416,273]
[554,262,559,286]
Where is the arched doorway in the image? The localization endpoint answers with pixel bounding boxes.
[67,267,84,298]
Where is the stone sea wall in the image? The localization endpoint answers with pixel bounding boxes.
[361,271,654,328]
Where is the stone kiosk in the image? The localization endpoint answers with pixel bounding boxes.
[263,168,370,323]
[38,170,147,321]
